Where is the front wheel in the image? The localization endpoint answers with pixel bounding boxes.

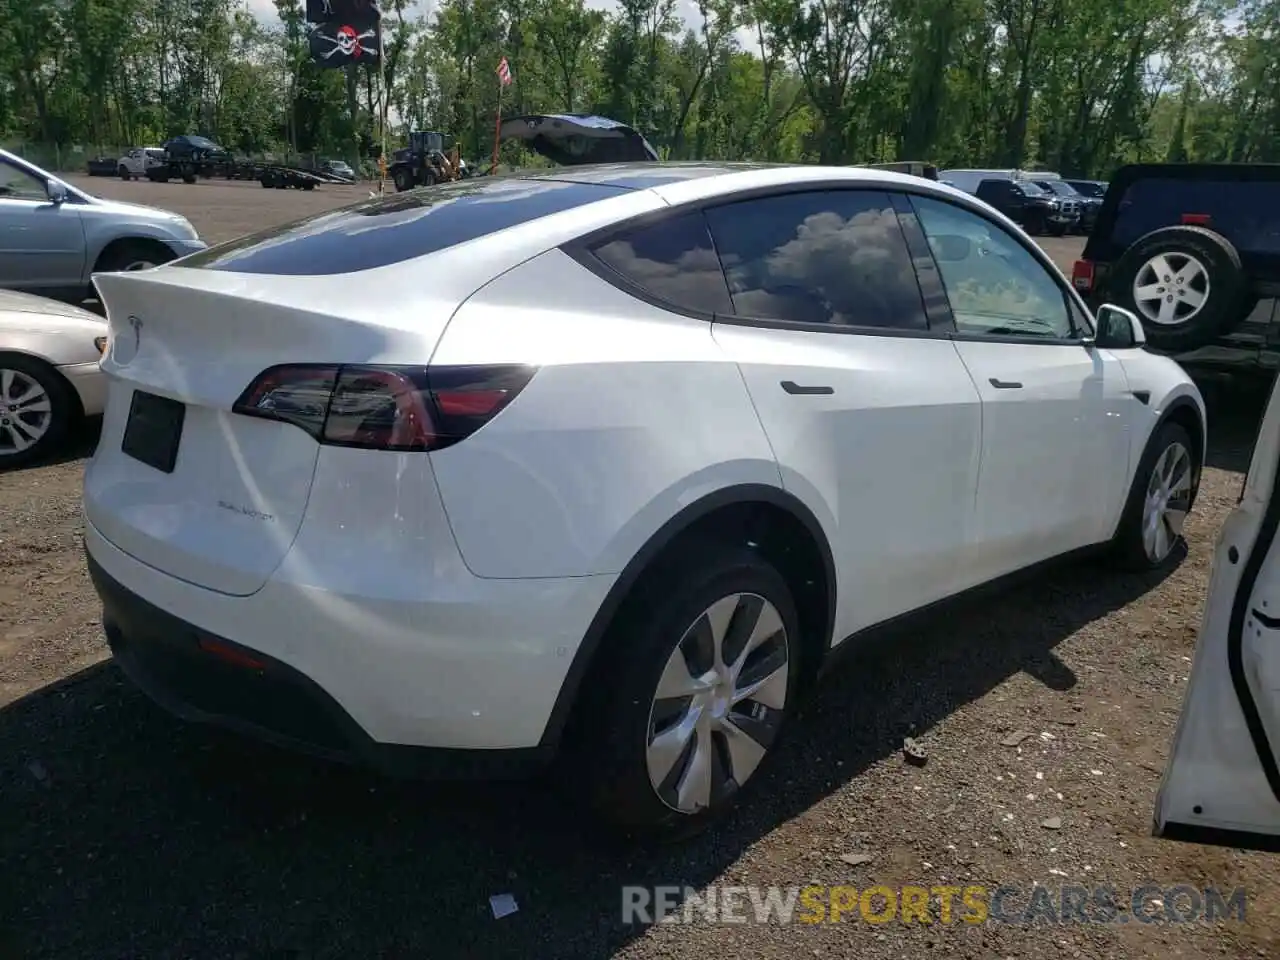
[118,165,130,180]
[1110,421,1198,571]
[570,542,800,840]
[0,356,74,469]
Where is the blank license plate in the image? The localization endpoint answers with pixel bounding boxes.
[122,390,185,473]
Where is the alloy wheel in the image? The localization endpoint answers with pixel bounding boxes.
[645,592,790,815]
[1132,253,1210,326]
[1143,440,1193,563]
[0,368,53,457]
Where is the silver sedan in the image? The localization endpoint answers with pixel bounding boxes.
[0,148,207,302]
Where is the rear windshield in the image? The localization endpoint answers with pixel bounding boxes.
[183,177,626,275]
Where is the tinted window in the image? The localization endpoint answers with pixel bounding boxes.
[0,160,47,201]
[704,190,927,329]
[912,195,1075,339]
[1015,181,1049,197]
[976,180,1010,199]
[589,210,733,315]
[185,178,626,275]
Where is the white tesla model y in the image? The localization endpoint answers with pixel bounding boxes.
[84,164,1204,838]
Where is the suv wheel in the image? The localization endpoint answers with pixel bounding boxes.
[573,542,800,840]
[1112,226,1247,351]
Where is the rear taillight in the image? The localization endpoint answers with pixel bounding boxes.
[1071,259,1095,293]
[1181,213,1212,226]
[232,364,536,451]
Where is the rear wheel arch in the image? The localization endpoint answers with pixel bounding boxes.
[539,484,837,751]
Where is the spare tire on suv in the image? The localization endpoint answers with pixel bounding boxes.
[1109,225,1248,351]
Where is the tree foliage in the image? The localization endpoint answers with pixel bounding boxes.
[1,0,1276,174]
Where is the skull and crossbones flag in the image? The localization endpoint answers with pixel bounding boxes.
[308,17,382,67]
[307,0,381,68]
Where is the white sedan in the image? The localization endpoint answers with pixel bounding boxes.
[82,163,1203,839]
[0,289,106,466]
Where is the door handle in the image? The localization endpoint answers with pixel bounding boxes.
[780,380,834,396]
[989,378,1023,389]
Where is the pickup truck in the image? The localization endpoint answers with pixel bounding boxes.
[117,147,166,181]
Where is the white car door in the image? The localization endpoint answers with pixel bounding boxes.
[1155,376,1280,850]
[907,194,1135,582]
[695,187,985,641]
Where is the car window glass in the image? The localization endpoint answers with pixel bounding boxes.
[588,210,733,315]
[912,195,1075,339]
[703,190,927,329]
[0,161,47,201]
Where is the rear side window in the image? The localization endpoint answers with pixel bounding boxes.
[587,210,733,315]
[704,189,928,330]
[184,178,626,276]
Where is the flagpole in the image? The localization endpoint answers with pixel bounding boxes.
[490,67,503,176]
[378,12,387,195]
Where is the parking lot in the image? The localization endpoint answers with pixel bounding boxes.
[2,176,1278,959]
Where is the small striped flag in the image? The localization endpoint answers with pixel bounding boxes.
[496,56,512,87]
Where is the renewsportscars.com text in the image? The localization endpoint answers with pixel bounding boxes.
[622,883,1247,926]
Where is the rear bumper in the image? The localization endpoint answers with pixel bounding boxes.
[83,517,616,764]
[88,549,549,779]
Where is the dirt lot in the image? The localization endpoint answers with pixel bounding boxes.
[2,177,1278,959]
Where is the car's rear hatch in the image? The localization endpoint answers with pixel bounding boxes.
[85,268,470,596]
[83,176,653,597]
[500,114,659,165]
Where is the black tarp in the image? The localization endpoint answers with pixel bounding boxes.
[305,0,380,21]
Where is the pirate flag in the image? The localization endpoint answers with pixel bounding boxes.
[307,0,381,68]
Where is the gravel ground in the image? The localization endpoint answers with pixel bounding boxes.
[1,176,1278,959]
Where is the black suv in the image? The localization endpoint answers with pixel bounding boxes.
[974,178,1075,236]
[1065,179,1108,199]
[1073,163,1280,363]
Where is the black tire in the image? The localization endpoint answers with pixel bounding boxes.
[181,170,197,184]
[566,541,802,841]
[1047,221,1067,237]
[393,167,412,192]
[1110,226,1247,352]
[96,239,175,274]
[1110,420,1199,571]
[302,182,315,191]
[1022,210,1046,236]
[0,355,74,469]
[118,165,130,180]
